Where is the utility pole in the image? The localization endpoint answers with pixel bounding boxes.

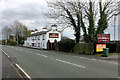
[114,15,116,43]
[17,35,19,46]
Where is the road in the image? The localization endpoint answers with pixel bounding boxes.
[2,52,21,79]
[1,45,119,78]
[0,49,20,79]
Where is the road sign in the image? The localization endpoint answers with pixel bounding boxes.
[98,34,110,43]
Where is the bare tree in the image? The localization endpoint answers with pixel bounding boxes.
[46,0,83,43]
[11,20,31,45]
[46,0,120,43]
[2,25,12,40]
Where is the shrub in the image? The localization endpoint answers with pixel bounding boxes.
[57,39,75,52]
[74,43,94,55]
[2,40,6,45]
[116,42,120,53]
[74,43,86,54]
[7,40,17,46]
[85,43,94,55]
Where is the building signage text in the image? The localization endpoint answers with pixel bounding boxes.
[49,33,59,38]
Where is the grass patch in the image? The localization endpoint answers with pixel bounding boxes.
[97,53,120,56]
[109,53,120,55]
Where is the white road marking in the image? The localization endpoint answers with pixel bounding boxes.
[15,64,31,79]
[56,59,85,68]
[1,49,9,57]
[36,53,47,58]
[44,51,48,52]
[91,59,97,61]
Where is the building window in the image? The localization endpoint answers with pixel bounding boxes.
[43,35,45,40]
[38,36,40,40]
[43,44,44,47]
[35,36,36,40]
[38,43,40,47]
[32,37,34,42]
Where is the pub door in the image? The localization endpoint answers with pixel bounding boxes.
[51,43,54,50]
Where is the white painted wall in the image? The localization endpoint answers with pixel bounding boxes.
[24,30,61,49]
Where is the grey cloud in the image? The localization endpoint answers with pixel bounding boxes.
[2,0,49,29]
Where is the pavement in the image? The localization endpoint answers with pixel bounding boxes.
[1,45,119,78]
[69,53,120,63]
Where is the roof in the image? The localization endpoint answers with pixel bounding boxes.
[29,31,48,37]
[28,29,60,37]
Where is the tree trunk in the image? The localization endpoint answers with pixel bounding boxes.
[75,29,80,43]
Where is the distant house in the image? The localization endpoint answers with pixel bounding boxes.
[23,25,61,50]
[9,35,16,42]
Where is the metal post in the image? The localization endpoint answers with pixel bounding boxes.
[17,35,18,46]
[114,16,116,43]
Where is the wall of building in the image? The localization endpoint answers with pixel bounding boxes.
[24,30,61,49]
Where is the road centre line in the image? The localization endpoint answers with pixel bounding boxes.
[56,59,86,68]
[15,64,32,79]
[36,53,47,58]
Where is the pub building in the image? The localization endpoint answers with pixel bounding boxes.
[23,24,61,50]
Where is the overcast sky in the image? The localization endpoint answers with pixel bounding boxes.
[0,0,119,40]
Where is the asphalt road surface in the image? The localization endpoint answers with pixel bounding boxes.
[1,45,119,78]
[0,50,20,79]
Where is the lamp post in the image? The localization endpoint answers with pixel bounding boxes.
[114,14,117,43]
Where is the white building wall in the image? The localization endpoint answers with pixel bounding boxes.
[24,29,61,49]
[46,31,61,43]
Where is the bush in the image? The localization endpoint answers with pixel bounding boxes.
[85,43,94,55]
[57,39,75,52]
[74,43,94,55]
[116,42,120,53]
[2,40,6,45]
[74,43,86,54]
[7,40,17,46]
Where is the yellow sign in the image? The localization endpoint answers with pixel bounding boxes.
[96,44,106,52]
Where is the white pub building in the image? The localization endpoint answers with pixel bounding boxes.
[24,24,61,50]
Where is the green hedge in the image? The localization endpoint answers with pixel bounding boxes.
[57,39,75,52]
[73,43,94,55]
[116,42,120,53]
[7,40,17,46]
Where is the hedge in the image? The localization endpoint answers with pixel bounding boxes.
[56,39,75,52]
[6,40,17,46]
[116,42,120,53]
[73,43,94,55]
